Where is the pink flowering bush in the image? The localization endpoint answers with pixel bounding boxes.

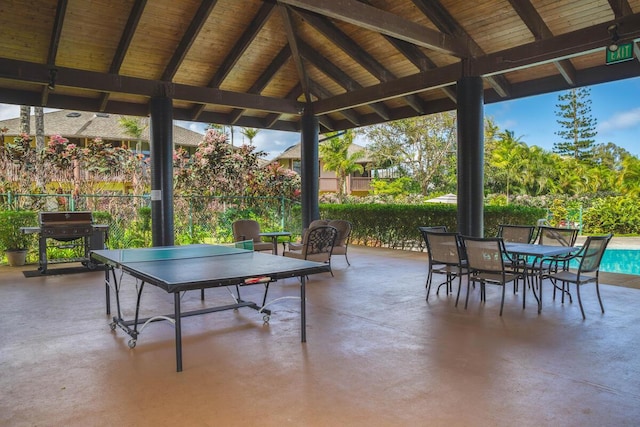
[42,134,79,168]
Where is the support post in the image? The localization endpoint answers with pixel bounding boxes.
[457,75,484,237]
[300,111,319,229]
[149,96,175,246]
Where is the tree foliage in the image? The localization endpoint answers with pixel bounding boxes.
[553,87,597,161]
[319,130,364,199]
[360,112,457,195]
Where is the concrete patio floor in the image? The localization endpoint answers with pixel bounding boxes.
[1,244,639,426]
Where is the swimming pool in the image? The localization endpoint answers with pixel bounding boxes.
[570,248,640,275]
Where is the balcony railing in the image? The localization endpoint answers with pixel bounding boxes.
[320,176,373,193]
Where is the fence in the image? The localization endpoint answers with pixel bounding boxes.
[0,192,301,251]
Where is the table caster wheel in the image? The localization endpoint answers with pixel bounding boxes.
[263,314,270,323]
[128,339,137,349]
[109,322,116,331]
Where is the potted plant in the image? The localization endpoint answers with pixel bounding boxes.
[0,210,38,266]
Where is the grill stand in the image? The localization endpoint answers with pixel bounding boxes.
[21,212,108,274]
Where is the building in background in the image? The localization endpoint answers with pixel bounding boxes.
[0,109,204,155]
[272,142,375,196]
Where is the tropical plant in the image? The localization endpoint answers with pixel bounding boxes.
[0,210,37,251]
[319,130,365,200]
[240,127,260,145]
[491,130,527,203]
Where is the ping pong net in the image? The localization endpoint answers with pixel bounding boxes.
[116,242,253,264]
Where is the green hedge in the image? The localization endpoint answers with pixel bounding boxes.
[319,203,546,249]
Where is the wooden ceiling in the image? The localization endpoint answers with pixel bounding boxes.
[1,0,640,134]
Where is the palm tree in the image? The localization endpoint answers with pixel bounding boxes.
[491,130,527,204]
[240,127,260,145]
[319,130,365,200]
[19,106,30,134]
[619,156,640,196]
[34,106,45,190]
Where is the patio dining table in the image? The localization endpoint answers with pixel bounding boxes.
[504,243,578,313]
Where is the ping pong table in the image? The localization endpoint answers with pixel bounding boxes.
[91,244,331,372]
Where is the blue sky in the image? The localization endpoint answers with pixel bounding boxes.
[2,76,639,159]
[485,77,640,156]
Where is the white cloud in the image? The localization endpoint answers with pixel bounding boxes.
[598,107,640,133]
[0,104,19,120]
[251,130,299,159]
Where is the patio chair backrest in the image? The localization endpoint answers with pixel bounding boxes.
[418,226,447,249]
[498,224,535,244]
[302,225,338,260]
[536,226,578,247]
[328,220,352,247]
[423,231,464,266]
[462,236,506,274]
[577,234,612,273]
[232,219,262,243]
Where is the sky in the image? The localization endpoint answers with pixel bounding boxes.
[1,76,640,159]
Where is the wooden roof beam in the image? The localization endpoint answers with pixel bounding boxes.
[41,0,68,106]
[608,0,633,18]
[191,2,276,120]
[228,46,292,124]
[99,0,148,111]
[294,9,426,114]
[298,40,391,120]
[309,79,361,126]
[278,0,467,57]
[162,0,218,81]
[411,0,510,97]
[507,0,577,85]
[381,35,457,102]
[279,5,311,103]
[0,58,301,114]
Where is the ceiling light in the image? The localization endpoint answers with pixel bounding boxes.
[48,68,57,90]
[607,24,620,53]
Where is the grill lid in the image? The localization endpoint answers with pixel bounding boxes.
[39,211,93,226]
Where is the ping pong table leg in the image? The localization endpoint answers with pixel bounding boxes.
[104,267,111,315]
[301,276,306,343]
[174,293,183,372]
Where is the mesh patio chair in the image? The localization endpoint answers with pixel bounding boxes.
[232,219,274,253]
[419,230,470,305]
[525,225,580,289]
[283,225,338,277]
[498,224,536,293]
[418,225,447,252]
[462,236,522,316]
[536,225,579,247]
[543,233,613,319]
[498,224,536,244]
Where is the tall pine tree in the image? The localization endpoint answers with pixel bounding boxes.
[553,87,597,161]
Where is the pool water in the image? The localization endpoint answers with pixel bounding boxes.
[570,249,640,276]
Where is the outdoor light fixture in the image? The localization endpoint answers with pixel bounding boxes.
[608,24,620,52]
[48,68,57,90]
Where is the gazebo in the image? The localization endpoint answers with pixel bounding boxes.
[1,1,639,242]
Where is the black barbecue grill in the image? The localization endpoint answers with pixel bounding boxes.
[21,211,108,273]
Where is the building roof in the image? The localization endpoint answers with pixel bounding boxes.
[1,1,638,134]
[0,109,204,147]
[274,141,372,163]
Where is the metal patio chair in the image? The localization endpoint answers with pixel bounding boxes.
[462,236,522,316]
[283,225,338,277]
[543,233,613,319]
[419,229,470,305]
